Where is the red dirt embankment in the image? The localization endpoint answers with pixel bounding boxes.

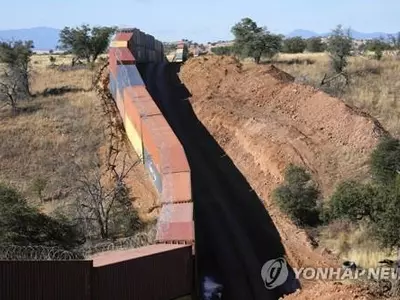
[180,55,387,299]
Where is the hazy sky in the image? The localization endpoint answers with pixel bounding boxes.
[1,0,399,42]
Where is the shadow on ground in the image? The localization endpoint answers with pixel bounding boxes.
[136,62,301,300]
[39,86,90,97]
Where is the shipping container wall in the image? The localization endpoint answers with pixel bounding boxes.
[144,148,163,193]
[92,246,193,300]
[131,45,146,63]
[109,73,117,100]
[0,261,92,300]
[116,89,124,120]
[124,113,144,160]
[162,172,192,203]
[116,65,145,95]
[145,34,156,50]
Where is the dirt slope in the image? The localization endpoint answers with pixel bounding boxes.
[180,55,387,297]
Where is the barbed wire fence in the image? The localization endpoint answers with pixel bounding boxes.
[0,245,84,261]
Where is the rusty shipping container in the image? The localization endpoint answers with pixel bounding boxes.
[141,115,190,174]
[161,171,192,203]
[91,244,194,300]
[0,261,92,300]
[116,65,144,95]
[145,34,156,50]
[131,45,146,63]
[156,202,194,243]
[144,147,163,193]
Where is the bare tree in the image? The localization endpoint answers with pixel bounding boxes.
[75,154,141,240]
[0,70,19,113]
[0,40,33,113]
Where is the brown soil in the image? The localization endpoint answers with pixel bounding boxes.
[180,55,387,298]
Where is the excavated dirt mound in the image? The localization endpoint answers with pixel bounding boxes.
[180,55,388,298]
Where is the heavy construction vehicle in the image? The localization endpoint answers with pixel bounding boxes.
[172,41,189,62]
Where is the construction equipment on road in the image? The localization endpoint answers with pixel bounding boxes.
[172,41,189,63]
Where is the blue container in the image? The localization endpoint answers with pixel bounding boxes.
[143,148,162,194]
[109,73,117,99]
[116,65,145,95]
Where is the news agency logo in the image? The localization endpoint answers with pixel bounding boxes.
[261,257,289,290]
[261,257,400,290]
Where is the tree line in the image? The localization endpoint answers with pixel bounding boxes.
[211,18,400,63]
[0,25,116,113]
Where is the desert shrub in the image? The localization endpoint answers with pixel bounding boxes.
[370,137,400,184]
[0,184,83,249]
[273,164,320,226]
[211,46,233,56]
[325,181,381,223]
[282,37,306,54]
[326,25,353,74]
[368,175,400,248]
[306,37,326,53]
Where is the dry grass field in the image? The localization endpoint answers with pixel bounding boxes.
[0,58,100,207]
[0,55,157,222]
[273,52,400,137]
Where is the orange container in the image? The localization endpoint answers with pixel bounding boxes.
[124,85,150,100]
[162,172,192,203]
[124,91,161,134]
[156,221,194,243]
[115,32,132,42]
[141,115,190,174]
[159,203,193,223]
[114,47,135,65]
[141,115,173,171]
[108,48,117,78]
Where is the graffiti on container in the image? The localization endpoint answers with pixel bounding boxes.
[144,150,163,193]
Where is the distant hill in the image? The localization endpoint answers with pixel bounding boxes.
[287,29,395,40]
[0,27,60,51]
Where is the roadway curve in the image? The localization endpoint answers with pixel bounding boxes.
[137,61,300,300]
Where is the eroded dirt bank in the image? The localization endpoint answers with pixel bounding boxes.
[180,55,387,299]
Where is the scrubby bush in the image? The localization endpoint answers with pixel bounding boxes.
[0,184,84,249]
[370,136,400,184]
[324,181,380,223]
[306,37,326,53]
[211,46,233,56]
[326,25,353,74]
[273,164,320,226]
[282,37,306,54]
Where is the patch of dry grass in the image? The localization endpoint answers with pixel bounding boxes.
[319,220,396,268]
[274,53,400,136]
[0,62,105,208]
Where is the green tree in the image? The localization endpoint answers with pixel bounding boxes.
[370,137,400,184]
[325,181,381,223]
[231,18,283,63]
[282,37,306,54]
[0,184,83,249]
[58,24,116,63]
[273,164,320,226]
[211,46,233,55]
[365,38,391,60]
[370,175,400,248]
[0,40,34,113]
[326,25,353,74]
[306,37,326,53]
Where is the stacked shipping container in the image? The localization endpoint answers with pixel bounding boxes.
[108,29,194,245]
